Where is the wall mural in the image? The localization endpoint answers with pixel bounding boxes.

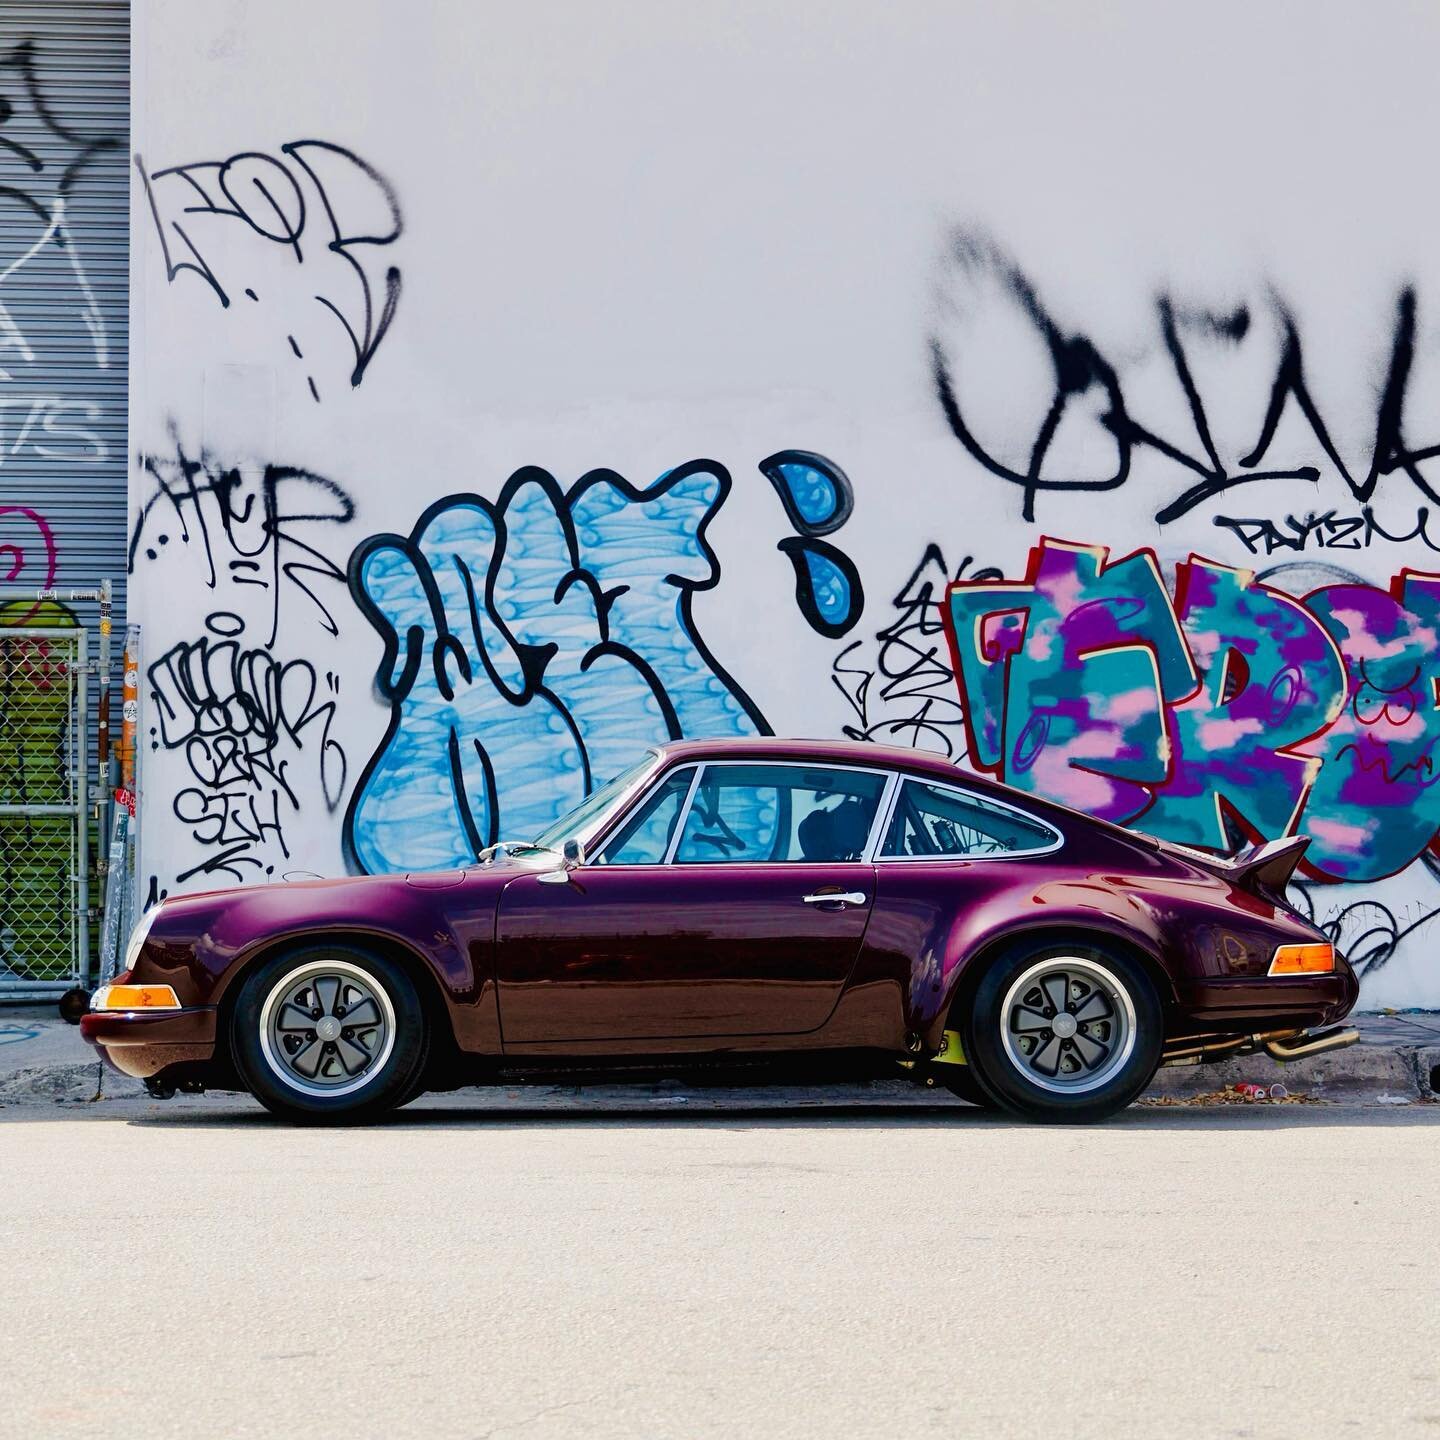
[345,454,862,873]
[944,537,1440,884]
[128,163,1440,998]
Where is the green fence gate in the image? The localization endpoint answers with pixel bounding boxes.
[0,621,90,1000]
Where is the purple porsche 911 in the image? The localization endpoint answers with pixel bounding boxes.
[82,738,1358,1123]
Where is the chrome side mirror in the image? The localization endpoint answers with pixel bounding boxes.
[562,838,586,869]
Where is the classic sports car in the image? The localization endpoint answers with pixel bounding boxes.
[82,738,1358,1123]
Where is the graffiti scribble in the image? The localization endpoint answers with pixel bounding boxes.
[833,544,996,757]
[136,140,403,396]
[931,229,1440,526]
[148,612,348,886]
[130,430,357,645]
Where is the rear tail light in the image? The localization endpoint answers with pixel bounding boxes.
[1268,943,1335,976]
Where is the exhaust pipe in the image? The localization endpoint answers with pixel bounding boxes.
[1263,1026,1359,1062]
[1161,1029,1297,1067]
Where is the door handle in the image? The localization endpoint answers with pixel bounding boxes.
[802,891,868,907]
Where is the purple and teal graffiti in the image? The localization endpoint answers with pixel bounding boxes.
[944,538,1440,882]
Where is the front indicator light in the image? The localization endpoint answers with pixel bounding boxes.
[1268,943,1335,976]
[91,984,182,1011]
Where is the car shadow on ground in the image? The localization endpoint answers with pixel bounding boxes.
[93,1094,1440,1132]
[3,1081,1435,1130]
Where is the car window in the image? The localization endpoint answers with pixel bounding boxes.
[594,768,695,865]
[672,764,886,864]
[531,755,655,851]
[880,779,1058,859]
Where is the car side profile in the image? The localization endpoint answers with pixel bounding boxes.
[82,738,1359,1123]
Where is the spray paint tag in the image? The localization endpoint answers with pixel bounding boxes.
[934,1029,967,1066]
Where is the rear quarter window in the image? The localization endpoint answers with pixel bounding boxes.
[880,779,1060,859]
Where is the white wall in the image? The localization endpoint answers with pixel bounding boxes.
[131,0,1440,1005]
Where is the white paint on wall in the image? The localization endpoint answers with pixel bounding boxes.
[130,0,1440,1005]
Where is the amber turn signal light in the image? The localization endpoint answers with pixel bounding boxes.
[1268,943,1335,976]
[91,984,182,1011]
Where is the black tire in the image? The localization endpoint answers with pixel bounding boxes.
[58,987,90,1024]
[935,1063,1000,1109]
[230,944,428,1124]
[963,938,1163,1123]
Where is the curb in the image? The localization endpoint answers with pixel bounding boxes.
[1,1050,1437,1111]
[0,1060,143,1106]
[1148,1043,1440,1104]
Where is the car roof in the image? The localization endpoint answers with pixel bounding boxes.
[650,736,989,786]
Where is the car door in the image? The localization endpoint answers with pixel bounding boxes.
[494,760,893,1047]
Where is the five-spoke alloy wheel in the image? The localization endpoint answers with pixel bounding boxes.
[260,959,396,1098]
[232,944,427,1124]
[1000,956,1136,1095]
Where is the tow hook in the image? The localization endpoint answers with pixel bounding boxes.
[1263,1026,1360,1062]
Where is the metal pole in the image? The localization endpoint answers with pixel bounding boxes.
[75,631,89,991]
[123,626,140,931]
[96,579,113,867]
[121,625,138,793]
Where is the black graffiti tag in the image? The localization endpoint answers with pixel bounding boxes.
[930,231,1440,525]
[136,139,402,398]
[130,431,356,645]
[148,615,348,885]
[832,544,998,757]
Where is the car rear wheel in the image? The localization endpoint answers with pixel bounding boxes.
[964,939,1162,1123]
[231,944,428,1124]
[934,1062,1000,1109]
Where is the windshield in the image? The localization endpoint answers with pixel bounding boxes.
[531,755,658,851]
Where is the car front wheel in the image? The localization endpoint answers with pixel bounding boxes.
[231,944,428,1124]
[964,939,1162,1123]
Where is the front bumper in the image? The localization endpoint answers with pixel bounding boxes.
[80,1007,218,1080]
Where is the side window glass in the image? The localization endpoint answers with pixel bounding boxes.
[880,780,1058,859]
[673,764,886,864]
[595,768,694,864]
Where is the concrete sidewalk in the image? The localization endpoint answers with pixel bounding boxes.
[2,1002,1437,1112]
[1147,1008,1440,1104]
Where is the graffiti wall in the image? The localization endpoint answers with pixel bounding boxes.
[130,0,1440,1006]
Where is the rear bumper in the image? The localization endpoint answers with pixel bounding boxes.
[1175,965,1359,1031]
[80,1007,218,1080]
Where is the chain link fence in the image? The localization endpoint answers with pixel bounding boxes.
[0,622,89,997]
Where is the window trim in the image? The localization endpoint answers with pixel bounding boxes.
[871,774,1063,863]
[558,748,666,857]
[590,758,901,867]
[588,763,701,866]
[661,766,706,864]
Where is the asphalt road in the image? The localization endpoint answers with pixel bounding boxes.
[2,1095,1437,1439]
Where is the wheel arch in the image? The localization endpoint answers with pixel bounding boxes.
[217,928,460,1075]
[931,922,1179,1052]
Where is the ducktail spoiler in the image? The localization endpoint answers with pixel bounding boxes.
[1222,835,1310,901]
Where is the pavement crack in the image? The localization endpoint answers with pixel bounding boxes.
[471,1392,605,1439]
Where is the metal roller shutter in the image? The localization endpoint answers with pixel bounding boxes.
[1,2,129,993]
[0,0,129,636]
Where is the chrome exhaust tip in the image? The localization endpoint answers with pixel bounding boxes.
[1263,1026,1360,1062]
